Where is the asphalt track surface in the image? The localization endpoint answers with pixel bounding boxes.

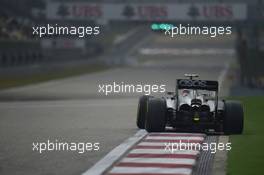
[0,32,235,175]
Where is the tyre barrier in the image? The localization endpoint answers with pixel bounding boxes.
[0,50,43,68]
[0,40,43,68]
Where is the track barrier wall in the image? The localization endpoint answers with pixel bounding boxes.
[0,40,43,68]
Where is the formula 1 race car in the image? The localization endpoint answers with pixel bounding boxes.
[137,74,244,134]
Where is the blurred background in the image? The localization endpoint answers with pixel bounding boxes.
[0,1,264,175]
[0,0,263,91]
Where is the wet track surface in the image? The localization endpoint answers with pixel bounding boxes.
[0,32,235,175]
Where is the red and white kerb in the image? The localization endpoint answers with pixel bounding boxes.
[106,133,205,175]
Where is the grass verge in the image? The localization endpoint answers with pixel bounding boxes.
[0,64,109,90]
[227,96,264,175]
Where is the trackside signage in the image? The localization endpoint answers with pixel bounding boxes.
[46,3,247,21]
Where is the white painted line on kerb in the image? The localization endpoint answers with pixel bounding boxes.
[109,167,192,175]
[148,132,205,136]
[138,141,202,147]
[121,157,196,165]
[218,62,230,91]
[145,136,204,141]
[130,148,199,155]
[81,129,147,175]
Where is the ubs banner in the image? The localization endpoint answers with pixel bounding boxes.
[46,2,247,21]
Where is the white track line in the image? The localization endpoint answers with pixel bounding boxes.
[81,130,147,175]
[218,62,230,91]
[109,167,192,175]
[113,28,139,45]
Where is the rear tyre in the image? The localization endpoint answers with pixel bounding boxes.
[145,98,167,132]
[137,95,151,129]
[223,101,244,134]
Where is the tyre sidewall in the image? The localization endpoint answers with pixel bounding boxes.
[223,101,244,134]
[137,95,150,129]
[145,98,167,132]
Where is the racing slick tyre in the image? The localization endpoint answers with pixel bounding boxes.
[137,95,152,129]
[145,98,167,132]
[223,101,244,134]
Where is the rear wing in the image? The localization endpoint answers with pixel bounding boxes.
[177,79,218,91]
